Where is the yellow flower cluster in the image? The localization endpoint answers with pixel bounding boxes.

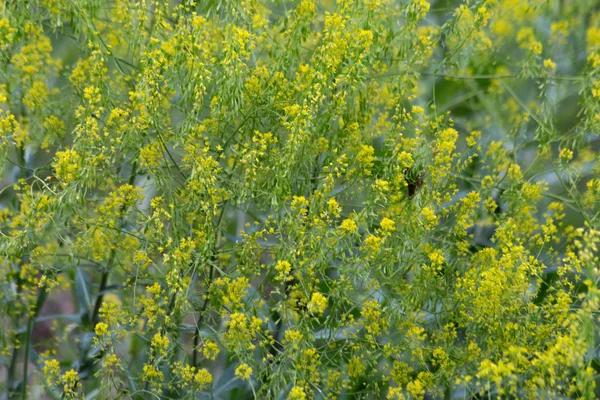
[2,1,600,399]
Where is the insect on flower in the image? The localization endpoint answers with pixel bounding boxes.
[404,167,426,199]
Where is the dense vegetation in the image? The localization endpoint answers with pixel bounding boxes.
[1,0,600,398]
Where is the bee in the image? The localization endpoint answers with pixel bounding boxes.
[404,167,426,199]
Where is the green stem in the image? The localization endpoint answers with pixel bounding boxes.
[192,205,227,367]
[192,262,213,367]
[90,160,139,327]
[21,317,34,400]
[91,269,110,325]
[78,160,138,374]
[7,120,29,399]
[7,338,18,398]
[15,286,48,399]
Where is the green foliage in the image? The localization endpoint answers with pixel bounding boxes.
[1,0,600,399]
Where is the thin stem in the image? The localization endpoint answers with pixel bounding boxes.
[7,341,18,398]
[192,204,227,367]
[6,90,30,399]
[369,71,582,82]
[18,285,49,400]
[92,159,139,323]
[91,270,110,325]
[78,160,138,374]
[192,262,213,367]
[20,317,34,400]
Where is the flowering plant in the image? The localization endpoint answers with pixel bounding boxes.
[1,0,600,399]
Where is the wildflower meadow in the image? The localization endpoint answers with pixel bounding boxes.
[1,0,600,399]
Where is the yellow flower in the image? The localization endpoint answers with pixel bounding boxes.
[407,379,425,400]
[284,330,303,348]
[289,386,307,399]
[380,217,395,233]
[104,353,121,369]
[307,292,328,315]
[432,347,449,368]
[348,355,366,377]
[194,368,213,387]
[23,80,49,111]
[291,195,309,211]
[587,27,600,50]
[410,0,430,21]
[543,59,556,70]
[327,197,341,218]
[53,149,82,185]
[95,322,109,337]
[296,0,316,18]
[140,141,163,168]
[60,369,81,396]
[559,147,573,162]
[397,151,414,169]
[203,340,220,361]
[340,218,358,234]
[235,363,253,380]
[151,333,170,357]
[142,364,164,383]
[517,28,542,55]
[364,234,383,253]
[361,299,388,336]
[275,260,293,281]
[466,130,481,148]
[428,249,444,267]
[491,20,513,38]
[387,386,406,399]
[420,206,438,230]
[43,359,61,386]
[357,144,375,175]
[224,312,256,351]
[411,105,424,115]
